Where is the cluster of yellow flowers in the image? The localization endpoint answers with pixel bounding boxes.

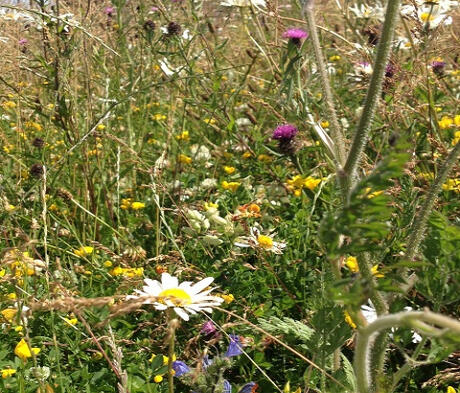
[345,256,383,278]
[175,130,190,141]
[438,114,460,130]
[178,154,192,164]
[121,198,146,210]
[286,175,322,196]
[110,266,144,278]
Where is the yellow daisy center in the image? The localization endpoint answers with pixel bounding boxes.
[257,235,274,249]
[420,12,434,22]
[159,288,192,306]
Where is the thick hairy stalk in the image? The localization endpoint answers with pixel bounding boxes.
[405,142,460,262]
[301,0,346,167]
[343,0,401,186]
[354,310,460,393]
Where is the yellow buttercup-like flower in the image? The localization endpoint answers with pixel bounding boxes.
[14,339,40,361]
[1,369,16,379]
[222,180,241,192]
[74,246,94,257]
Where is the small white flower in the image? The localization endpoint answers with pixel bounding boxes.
[220,0,266,8]
[349,2,385,20]
[235,227,286,254]
[131,273,224,321]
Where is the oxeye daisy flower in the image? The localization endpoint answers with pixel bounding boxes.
[282,28,308,46]
[131,273,224,321]
[235,227,286,254]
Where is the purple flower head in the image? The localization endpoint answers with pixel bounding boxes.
[272,124,299,141]
[283,28,308,46]
[223,380,232,393]
[282,28,308,40]
[104,6,115,16]
[225,334,243,357]
[172,360,190,377]
[238,382,257,393]
[385,64,395,78]
[431,60,446,75]
[18,38,28,46]
[150,6,159,12]
[201,320,217,335]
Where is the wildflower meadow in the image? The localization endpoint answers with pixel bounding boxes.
[0,0,459,392]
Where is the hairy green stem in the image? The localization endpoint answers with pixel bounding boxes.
[357,253,388,315]
[405,142,460,262]
[343,0,401,186]
[301,0,346,167]
[399,142,460,294]
[355,310,460,393]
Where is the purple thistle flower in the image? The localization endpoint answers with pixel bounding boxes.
[172,360,190,377]
[283,28,308,40]
[272,124,299,141]
[282,28,308,46]
[201,320,217,335]
[238,382,257,393]
[225,334,243,357]
[223,380,232,393]
[104,6,115,16]
[431,60,446,76]
[385,64,395,78]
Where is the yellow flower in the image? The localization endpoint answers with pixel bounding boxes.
[74,246,94,257]
[7,293,17,300]
[303,177,322,191]
[154,375,163,383]
[257,154,272,162]
[329,55,341,62]
[152,114,167,121]
[320,120,330,128]
[1,308,17,322]
[131,202,145,210]
[420,12,434,22]
[204,118,216,125]
[178,154,192,164]
[110,267,144,278]
[344,311,357,329]
[242,151,252,159]
[121,198,133,210]
[63,317,78,326]
[14,339,40,361]
[286,175,322,195]
[96,124,106,131]
[223,166,236,175]
[365,188,384,199]
[103,260,113,268]
[438,116,453,129]
[0,269,5,278]
[2,101,16,109]
[447,387,456,393]
[1,369,16,379]
[221,181,241,192]
[442,178,460,193]
[454,115,460,127]
[345,256,383,277]
[221,294,235,304]
[345,256,359,273]
[175,131,190,141]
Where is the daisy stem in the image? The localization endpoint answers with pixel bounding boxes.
[167,313,178,393]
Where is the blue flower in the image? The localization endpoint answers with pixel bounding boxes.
[225,334,243,357]
[172,360,190,377]
[238,382,256,393]
[223,379,232,393]
[202,355,213,369]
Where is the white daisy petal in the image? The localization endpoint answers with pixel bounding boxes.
[190,277,215,294]
[174,307,189,321]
